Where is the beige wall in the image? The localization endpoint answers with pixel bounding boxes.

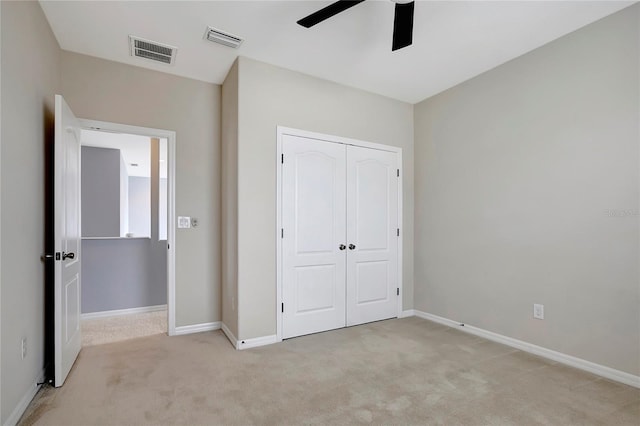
[60,51,222,327]
[221,59,239,338]
[414,5,639,375]
[1,1,60,422]
[235,57,414,340]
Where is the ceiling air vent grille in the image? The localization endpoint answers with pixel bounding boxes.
[129,36,177,65]
[204,26,243,49]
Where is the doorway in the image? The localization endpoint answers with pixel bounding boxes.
[78,129,168,345]
[79,120,177,340]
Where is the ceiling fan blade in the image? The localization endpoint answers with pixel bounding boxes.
[297,0,366,28]
[392,1,414,51]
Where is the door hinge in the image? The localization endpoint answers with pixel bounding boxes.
[281,228,284,238]
[397,288,400,296]
[397,169,400,177]
[281,154,284,164]
[397,228,400,237]
[281,303,284,313]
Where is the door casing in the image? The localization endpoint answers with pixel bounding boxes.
[79,119,178,336]
[276,126,403,342]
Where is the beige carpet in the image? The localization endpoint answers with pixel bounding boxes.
[19,317,639,425]
[82,309,167,346]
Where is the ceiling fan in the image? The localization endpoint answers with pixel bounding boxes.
[297,0,415,51]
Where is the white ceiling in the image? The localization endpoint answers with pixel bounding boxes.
[81,130,167,178]
[40,1,634,104]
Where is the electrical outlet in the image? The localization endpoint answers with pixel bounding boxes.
[533,304,544,320]
[21,338,27,360]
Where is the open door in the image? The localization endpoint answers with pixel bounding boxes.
[54,94,82,387]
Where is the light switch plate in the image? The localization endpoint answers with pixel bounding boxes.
[178,216,191,229]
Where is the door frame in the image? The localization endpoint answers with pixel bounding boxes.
[276,126,403,342]
[79,119,178,336]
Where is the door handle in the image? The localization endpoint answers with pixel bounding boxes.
[62,252,75,260]
[349,244,356,250]
[339,244,346,250]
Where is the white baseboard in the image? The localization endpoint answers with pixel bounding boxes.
[81,304,167,320]
[412,310,640,389]
[220,323,277,350]
[173,321,221,336]
[3,368,45,426]
[238,334,278,350]
[221,322,239,349]
[400,309,415,318]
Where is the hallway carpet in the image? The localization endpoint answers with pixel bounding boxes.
[19,317,639,425]
[81,309,167,347]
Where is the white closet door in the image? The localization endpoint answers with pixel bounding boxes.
[282,135,347,338]
[346,146,399,326]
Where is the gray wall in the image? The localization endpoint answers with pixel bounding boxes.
[0,1,60,423]
[413,5,639,375]
[81,146,121,237]
[82,238,166,313]
[234,57,414,340]
[128,176,151,237]
[61,51,221,327]
[221,59,239,338]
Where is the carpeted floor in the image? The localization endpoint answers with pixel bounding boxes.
[19,317,639,425]
[82,310,167,347]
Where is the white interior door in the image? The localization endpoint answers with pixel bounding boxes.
[54,94,82,387]
[282,135,347,338]
[346,146,399,326]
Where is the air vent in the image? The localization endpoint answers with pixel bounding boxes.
[129,36,177,65]
[204,26,243,49]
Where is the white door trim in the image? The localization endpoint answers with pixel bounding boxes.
[276,126,403,342]
[78,119,177,336]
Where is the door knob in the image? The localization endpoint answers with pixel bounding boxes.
[339,244,346,250]
[349,244,356,250]
[62,252,75,260]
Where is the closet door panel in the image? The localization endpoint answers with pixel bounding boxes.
[282,135,347,338]
[346,146,399,326]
